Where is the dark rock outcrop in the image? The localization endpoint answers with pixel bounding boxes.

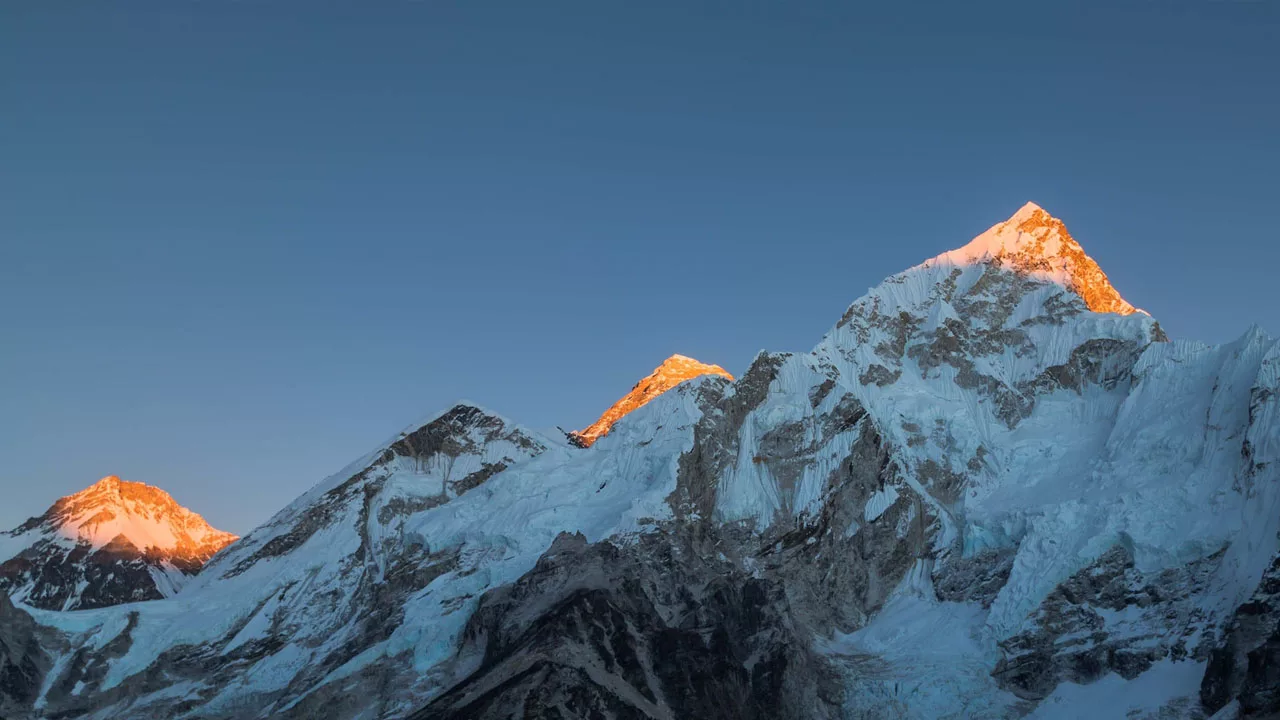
[993,544,1223,700]
[0,592,47,720]
[409,531,841,720]
[1201,550,1280,718]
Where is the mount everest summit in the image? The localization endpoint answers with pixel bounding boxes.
[2,203,1278,719]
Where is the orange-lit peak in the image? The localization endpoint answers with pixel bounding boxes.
[41,475,239,554]
[74,475,175,506]
[571,354,733,447]
[931,202,1139,316]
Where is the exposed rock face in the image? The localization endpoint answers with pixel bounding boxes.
[1201,549,1280,718]
[931,201,1139,316]
[571,355,734,447]
[993,544,1224,700]
[0,476,238,610]
[0,592,48,720]
[409,531,836,720]
[7,204,1279,720]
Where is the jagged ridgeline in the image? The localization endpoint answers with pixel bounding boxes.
[3,203,1278,719]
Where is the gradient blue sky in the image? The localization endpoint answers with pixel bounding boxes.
[3,2,1277,534]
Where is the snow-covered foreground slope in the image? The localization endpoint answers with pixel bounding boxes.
[0,476,237,611]
[4,203,1278,720]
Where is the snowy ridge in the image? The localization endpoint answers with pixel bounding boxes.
[25,388,719,718]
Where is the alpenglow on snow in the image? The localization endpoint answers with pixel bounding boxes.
[0,476,237,611]
[2,203,1277,720]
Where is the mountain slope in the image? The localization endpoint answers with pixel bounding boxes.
[7,203,1279,720]
[0,476,238,610]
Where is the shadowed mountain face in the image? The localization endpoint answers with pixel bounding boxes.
[0,476,237,610]
[3,204,1278,720]
[407,531,832,720]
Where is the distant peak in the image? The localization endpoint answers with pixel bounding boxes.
[72,475,173,507]
[928,203,1139,316]
[653,354,731,375]
[3,477,239,611]
[22,476,239,553]
[73,475,129,503]
[570,355,733,447]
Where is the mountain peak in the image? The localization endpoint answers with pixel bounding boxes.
[65,475,193,516]
[15,476,237,553]
[1001,201,1072,240]
[652,354,732,377]
[571,355,733,447]
[1007,200,1049,225]
[2,477,238,610]
[79,474,147,495]
[88,474,121,490]
[928,202,1138,316]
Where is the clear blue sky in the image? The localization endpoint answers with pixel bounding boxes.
[3,2,1277,534]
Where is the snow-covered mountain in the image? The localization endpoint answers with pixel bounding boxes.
[2,203,1278,719]
[569,354,734,447]
[0,476,238,610]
